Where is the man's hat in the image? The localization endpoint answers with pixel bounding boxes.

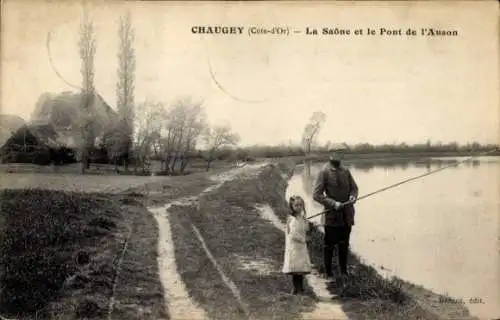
[329,150,343,162]
[328,144,349,162]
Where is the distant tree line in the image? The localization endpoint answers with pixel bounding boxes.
[1,123,497,167]
[206,141,499,161]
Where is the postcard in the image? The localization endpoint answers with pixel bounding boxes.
[0,1,498,319]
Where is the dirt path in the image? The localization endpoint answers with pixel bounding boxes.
[150,163,269,320]
[256,203,349,320]
[151,204,208,320]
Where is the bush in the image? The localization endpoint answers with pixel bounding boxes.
[50,146,77,165]
[0,145,76,166]
[0,148,52,165]
[88,146,109,164]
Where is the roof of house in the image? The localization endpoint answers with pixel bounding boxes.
[28,91,120,149]
[30,91,118,129]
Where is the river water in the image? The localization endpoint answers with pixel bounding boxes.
[286,156,499,320]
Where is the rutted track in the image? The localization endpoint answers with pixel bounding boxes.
[149,163,269,320]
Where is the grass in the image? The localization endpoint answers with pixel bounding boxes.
[252,164,430,319]
[163,161,444,319]
[251,162,477,320]
[103,195,168,320]
[167,163,317,319]
[0,160,480,320]
[0,173,157,194]
[0,189,166,319]
[0,163,244,319]
[305,224,435,319]
[0,189,121,317]
[0,158,235,176]
[168,204,247,319]
[124,173,216,207]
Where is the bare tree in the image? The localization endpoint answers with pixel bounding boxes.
[157,98,206,173]
[203,124,240,171]
[301,111,326,155]
[116,11,135,170]
[78,9,97,174]
[178,101,206,172]
[133,100,162,172]
[131,98,207,175]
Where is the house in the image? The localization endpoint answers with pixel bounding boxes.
[29,91,120,159]
[1,91,120,164]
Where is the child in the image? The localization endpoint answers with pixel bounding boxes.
[282,195,312,295]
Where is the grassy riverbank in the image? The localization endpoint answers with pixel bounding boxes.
[165,162,317,319]
[159,161,479,319]
[0,161,480,319]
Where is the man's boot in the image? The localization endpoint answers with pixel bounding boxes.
[338,240,349,276]
[324,247,334,279]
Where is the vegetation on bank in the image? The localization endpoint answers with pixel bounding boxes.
[306,225,477,320]
[0,162,481,319]
[166,162,317,320]
[256,164,435,319]
[0,189,166,319]
[162,162,478,319]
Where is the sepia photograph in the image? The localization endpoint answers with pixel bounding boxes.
[0,1,498,319]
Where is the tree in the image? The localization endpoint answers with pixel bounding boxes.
[156,98,206,173]
[301,111,326,154]
[78,9,97,174]
[203,124,240,171]
[131,98,207,175]
[100,118,130,171]
[133,100,163,172]
[116,11,135,170]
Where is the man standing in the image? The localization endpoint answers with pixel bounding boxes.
[313,151,358,280]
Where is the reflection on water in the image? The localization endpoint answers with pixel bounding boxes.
[347,157,482,173]
[287,157,500,320]
[302,160,314,195]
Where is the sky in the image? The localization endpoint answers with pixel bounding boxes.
[1,0,498,147]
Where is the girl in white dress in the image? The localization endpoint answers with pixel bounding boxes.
[282,195,312,294]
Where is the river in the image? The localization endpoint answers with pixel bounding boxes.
[286,156,499,320]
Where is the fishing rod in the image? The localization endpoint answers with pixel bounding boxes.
[306,148,499,221]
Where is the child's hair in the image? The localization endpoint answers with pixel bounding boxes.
[288,195,306,216]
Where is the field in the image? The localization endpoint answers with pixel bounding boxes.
[0,158,237,192]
